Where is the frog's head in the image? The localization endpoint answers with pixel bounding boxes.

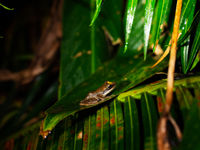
[102,81,116,96]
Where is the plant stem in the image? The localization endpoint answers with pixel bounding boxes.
[165,0,182,114]
[157,0,183,150]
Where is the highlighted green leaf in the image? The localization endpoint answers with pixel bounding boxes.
[118,76,200,101]
[124,0,138,53]
[190,53,200,71]
[42,56,167,132]
[150,0,170,50]
[186,20,200,72]
[179,0,197,73]
[144,0,155,60]
[90,0,103,26]
[178,11,200,46]
[0,3,14,10]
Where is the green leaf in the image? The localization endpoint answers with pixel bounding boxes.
[73,115,83,150]
[190,52,200,71]
[0,3,14,10]
[59,1,92,98]
[5,0,200,148]
[42,56,167,132]
[90,0,103,26]
[144,0,156,60]
[124,97,140,150]
[118,2,145,56]
[180,0,197,30]
[3,78,200,149]
[186,20,200,72]
[62,118,75,150]
[141,93,157,150]
[118,76,200,101]
[102,106,110,149]
[178,10,200,46]
[176,86,193,110]
[82,115,90,150]
[82,113,96,150]
[175,86,195,120]
[59,0,108,98]
[95,106,109,150]
[90,0,100,73]
[48,126,62,150]
[177,102,200,150]
[150,0,170,50]
[179,0,197,73]
[101,0,123,42]
[124,0,138,52]
[110,100,124,150]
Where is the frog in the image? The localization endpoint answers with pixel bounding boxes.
[79,81,116,106]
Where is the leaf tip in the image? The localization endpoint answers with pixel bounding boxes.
[124,44,128,53]
[144,46,147,60]
[144,54,147,61]
[89,21,94,27]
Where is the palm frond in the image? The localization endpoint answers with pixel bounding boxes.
[2,76,200,149]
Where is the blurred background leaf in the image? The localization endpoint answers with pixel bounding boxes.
[0,0,200,149]
[0,2,14,10]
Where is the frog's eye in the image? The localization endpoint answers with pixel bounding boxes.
[107,84,113,90]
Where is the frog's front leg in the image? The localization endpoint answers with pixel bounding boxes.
[94,95,105,102]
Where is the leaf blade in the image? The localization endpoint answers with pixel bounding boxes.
[124,0,138,52]
[0,2,14,10]
[90,0,103,26]
[42,56,167,132]
[179,0,197,73]
[150,0,170,50]
[141,93,157,150]
[144,0,156,60]
[124,97,140,150]
[186,20,200,72]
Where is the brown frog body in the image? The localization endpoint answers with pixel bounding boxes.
[80,81,116,106]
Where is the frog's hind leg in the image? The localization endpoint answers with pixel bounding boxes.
[96,95,105,102]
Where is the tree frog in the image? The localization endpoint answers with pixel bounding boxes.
[80,81,116,106]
